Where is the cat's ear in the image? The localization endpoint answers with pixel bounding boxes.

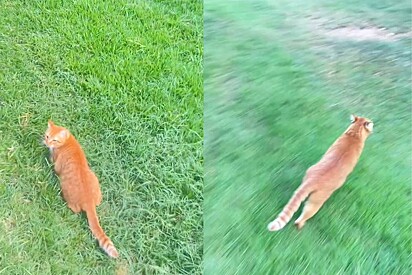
[364,121,374,132]
[350,114,357,123]
[59,129,69,139]
[48,120,54,128]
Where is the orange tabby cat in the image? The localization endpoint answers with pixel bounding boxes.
[268,115,373,231]
[44,121,119,258]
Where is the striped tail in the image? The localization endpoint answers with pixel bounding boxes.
[268,185,311,231]
[85,206,119,258]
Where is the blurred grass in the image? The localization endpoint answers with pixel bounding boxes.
[0,0,202,274]
[204,0,411,274]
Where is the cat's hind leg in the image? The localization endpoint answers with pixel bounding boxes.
[294,190,331,230]
[68,203,81,213]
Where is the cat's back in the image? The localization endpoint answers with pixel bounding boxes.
[55,136,90,176]
[306,135,364,181]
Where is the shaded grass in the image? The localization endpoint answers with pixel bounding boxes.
[0,0,202,274]
[204,0,411,274]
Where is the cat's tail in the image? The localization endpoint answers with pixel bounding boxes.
[267,184,312,231]
[85,206,119,258]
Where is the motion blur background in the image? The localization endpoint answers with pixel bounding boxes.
[204,0,411,274]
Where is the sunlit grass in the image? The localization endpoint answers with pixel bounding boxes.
[0,0,202,274]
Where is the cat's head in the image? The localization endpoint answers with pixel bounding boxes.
[348,114,373,138]
[44,120,71,149]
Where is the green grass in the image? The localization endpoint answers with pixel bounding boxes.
[204,0,411,274]
[0,0,202,274]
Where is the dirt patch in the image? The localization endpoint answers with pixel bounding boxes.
[115,261,129,275]
[303,13,412,42]
[325,27,412,42]
[19,113,32,128]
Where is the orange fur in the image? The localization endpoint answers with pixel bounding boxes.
[44,121,119,258]
[268,115,373,231]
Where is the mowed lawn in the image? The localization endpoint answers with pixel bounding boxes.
[204,0,411,274]
[0,0,202,274]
